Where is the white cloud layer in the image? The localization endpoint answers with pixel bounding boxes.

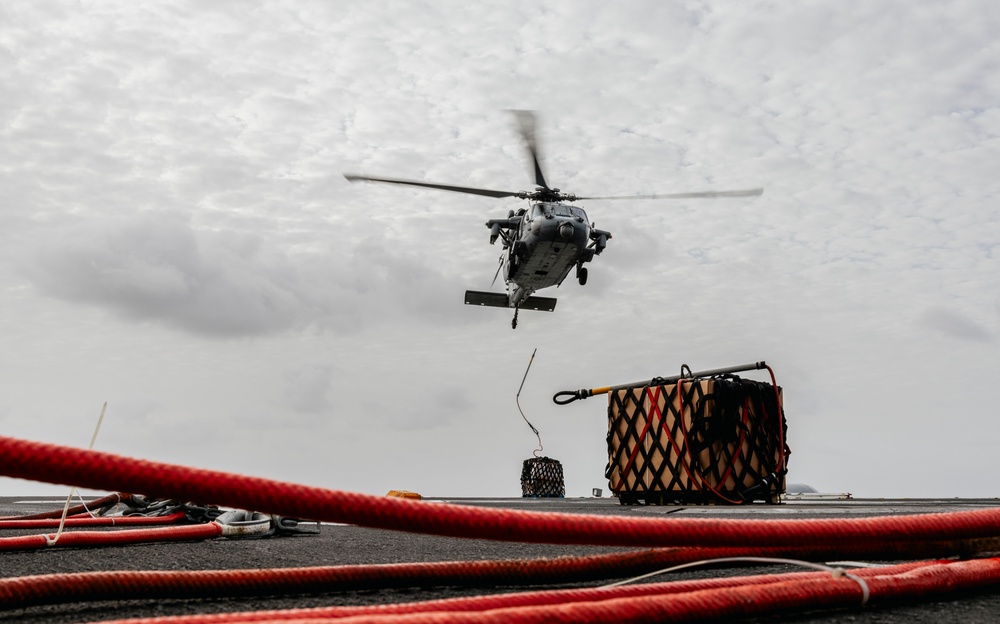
[1,0,998,499]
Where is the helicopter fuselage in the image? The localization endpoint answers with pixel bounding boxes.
[490,201,605,307]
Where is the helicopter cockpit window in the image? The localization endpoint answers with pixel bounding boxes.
[530,204,546,220]
[569,206,588,221]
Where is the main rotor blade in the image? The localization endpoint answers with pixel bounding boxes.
[509,110,549,190]
[490,255,504,288]
[575,188,764,200]
[343,174,519,199]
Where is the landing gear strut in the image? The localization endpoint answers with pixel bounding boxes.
[512,307,519,329]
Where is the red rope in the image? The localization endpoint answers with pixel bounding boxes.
[0,511,187,530]
[2,434,1000,549]
[88,560,942,624]
[85,558,1000,624]
[0,523,221,553]
[764,364,787,474]
[4,433,1000,622]
[0,492,135,520]
[3,538,990,612]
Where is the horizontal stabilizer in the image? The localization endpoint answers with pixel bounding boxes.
[464,291,557,312]
[520,296,557,312]
[465,290,510,308]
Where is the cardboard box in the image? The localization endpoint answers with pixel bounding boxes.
[606,378,786,504]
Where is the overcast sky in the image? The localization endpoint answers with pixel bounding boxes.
[1,1,998,500]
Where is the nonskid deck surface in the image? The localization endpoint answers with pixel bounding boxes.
[427,495,1000,514]
[8,494,1000,514]
[3,496,1000,623]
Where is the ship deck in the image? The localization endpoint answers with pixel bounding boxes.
[3,495,1000,623]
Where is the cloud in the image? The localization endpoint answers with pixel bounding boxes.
[21,209,480,337]
[2,0,1000,500]
[282,362,335,414]
[392,385,477,432]
[919,306,994,343]
[25,211,309,336]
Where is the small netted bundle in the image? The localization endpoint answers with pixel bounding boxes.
[521,456,565,498]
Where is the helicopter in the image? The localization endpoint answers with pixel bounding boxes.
[344,111,762,329]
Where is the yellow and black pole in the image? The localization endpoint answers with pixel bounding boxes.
[552,361,768,405]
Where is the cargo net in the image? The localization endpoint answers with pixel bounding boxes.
[606,375,788,505]
[521,456,566,498]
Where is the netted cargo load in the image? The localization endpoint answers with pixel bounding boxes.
[521,456,566,498]
[606,375,788,505]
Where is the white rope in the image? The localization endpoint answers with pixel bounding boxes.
[601,556,871,606]
[48,402,107,546]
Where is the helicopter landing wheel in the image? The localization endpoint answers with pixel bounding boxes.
[578,267,588,286]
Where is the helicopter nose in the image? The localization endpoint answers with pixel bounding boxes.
[558,222,575,239]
